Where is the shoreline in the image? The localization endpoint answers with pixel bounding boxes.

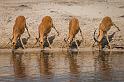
[0,47,124,54]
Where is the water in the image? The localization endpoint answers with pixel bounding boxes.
[0,49,124,82]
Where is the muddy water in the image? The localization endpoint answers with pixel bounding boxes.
[0,50,124,82]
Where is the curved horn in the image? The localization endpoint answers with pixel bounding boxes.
[93,28,98,42]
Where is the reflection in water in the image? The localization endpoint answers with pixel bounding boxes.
[67,51,80,82]
[11,51,26,78]
[97,51,112,80]
[38,51,54,79]
[67,51,79,74]
[0,50,124,82]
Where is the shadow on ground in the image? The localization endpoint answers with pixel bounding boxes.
[15,37,30,49]
[43,35,56,48]
[101,32,116,48]
[69,40,82,49]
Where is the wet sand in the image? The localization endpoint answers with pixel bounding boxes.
[1,47,124,54]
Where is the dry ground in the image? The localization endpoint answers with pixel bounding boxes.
[0,0,124,49]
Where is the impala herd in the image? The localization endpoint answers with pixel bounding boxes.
[6,16,120,50]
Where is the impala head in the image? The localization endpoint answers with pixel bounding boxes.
[12,39,17,49]
[39,37,44,48]
[12,34,18,49]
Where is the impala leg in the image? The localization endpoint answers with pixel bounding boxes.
[53,26,59,36]
[98,30,103,42]
[63,34,70,47]
[79,28,84,41]
[113,23,120,31]
[106,33,111,49]
[25,25,30,38]
[46,37,52,48]
[97,30,104,50]
[74,38,79,50]
[20,37,25,49]
[98,42,102,50]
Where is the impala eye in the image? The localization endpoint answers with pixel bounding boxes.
[12,42,15,45]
